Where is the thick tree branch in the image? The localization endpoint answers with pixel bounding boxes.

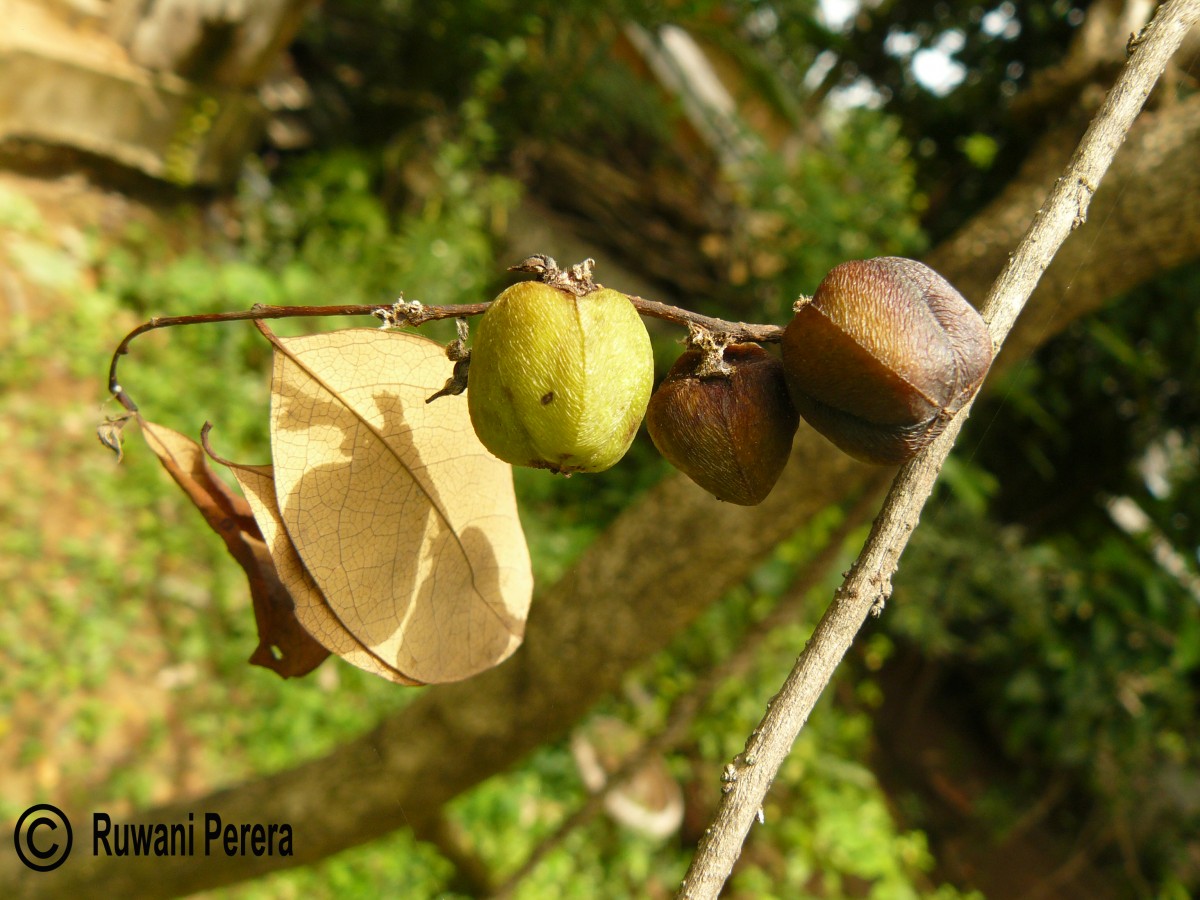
[930,90,1200,368]
[676,2,1200,896]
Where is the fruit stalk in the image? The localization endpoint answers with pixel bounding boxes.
[105,277,781,416]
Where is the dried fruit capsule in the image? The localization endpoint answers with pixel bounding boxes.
[468,280,653,473]
[781,257,992,465]
[646,343,799,505]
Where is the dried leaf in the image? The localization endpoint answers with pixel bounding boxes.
[241,532,331,677]
[225,461,420,686]
[140,418,259,538]
[265,327,532,684]
[97,414,133,462]
[139,419,329,678]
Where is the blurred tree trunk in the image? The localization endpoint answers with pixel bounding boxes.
[0,0,312,185]
[108,0,310,87]
[8,78,1199,897]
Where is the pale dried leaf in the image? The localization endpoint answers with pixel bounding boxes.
[267,328,532,684]
[138,419,329,678]
[226,462,420,686]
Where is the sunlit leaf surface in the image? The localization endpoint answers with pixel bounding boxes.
[266,328,532,684]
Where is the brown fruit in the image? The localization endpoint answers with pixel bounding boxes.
[781,257,992,465]
[646,343,799,505]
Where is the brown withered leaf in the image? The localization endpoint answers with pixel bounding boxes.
[224,461,420,686]
[138,419,329,678]
[264,327,532,684]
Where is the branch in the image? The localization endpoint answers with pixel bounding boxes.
[104,294,780,413]
[106,302,393,411]
[675,2,1200,896]
[490,476,888,899]
[627,295,783,344]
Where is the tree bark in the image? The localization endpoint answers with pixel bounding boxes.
[8,87,1200,900]
[109,0,312,87]
[0,0,314,185]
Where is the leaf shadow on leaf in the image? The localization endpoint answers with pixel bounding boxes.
[273,385,524,683]
[138,418,330,678]
[219,458,421,686]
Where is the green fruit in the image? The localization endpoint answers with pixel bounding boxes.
[646,344,799,505]
[468,280,653,473]
[781,257,992,465]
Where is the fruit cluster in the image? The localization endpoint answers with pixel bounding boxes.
[465,256,992,504]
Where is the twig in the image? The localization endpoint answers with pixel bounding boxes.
[626,295,783,345]
[106,302,393,412]
[489,476,889,899]
[675,2,1200,897]
[105,293,781,414]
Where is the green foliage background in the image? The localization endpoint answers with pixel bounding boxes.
[2,0,1198,896]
